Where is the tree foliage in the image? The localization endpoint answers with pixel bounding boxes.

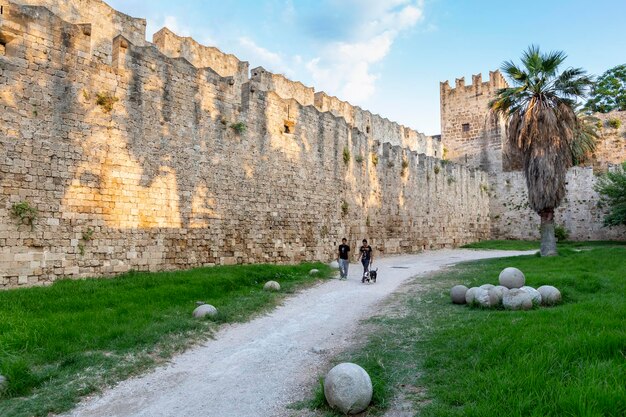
[490,45,593,256]
[595,162,626,227]
[585,64,626,113]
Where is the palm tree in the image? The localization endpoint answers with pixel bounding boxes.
[490,46,594,256]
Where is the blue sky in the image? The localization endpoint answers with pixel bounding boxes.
[107,0,626,135]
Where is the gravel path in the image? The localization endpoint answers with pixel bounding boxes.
[65,249,533,417]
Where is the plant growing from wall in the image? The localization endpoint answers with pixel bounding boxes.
[343,147,351,165]
[433,165,441,175]
[341,200,349,217]
[95,91,119,113]
[371,153,379,166]
[10,201,38,228]
[355,154,364,164]
[608,118,622,129]
[230,121,247,134]
[401,158,409,176]
[447,176,456,185]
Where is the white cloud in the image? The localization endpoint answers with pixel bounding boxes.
[238,37,295,78]
[304,1,424,104]
[145,15,192,40]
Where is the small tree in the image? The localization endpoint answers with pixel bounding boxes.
[595,162,626,226]
[585,64,626,113]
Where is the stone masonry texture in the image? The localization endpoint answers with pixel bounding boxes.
[0,0,488,288]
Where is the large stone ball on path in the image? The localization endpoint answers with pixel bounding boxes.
[329,260,340,269]
[479,284,495,291]
[499,267,525,289]
[520,286,542,306]
[503,289,533,310]
[450,285,468,304]
[263,280,281,291]
[309,269,320,275]
[537,285,562,306]
[0,375,7,392]
[324,363,373,415]
[192,304,218,318]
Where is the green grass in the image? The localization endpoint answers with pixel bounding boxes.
[306,245,626,416]
[462,239,626,251]
[0,263,332,417]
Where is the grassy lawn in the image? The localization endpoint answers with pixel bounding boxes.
[307,245,625,416]
[462,239,626,251]
[0,263,332,417]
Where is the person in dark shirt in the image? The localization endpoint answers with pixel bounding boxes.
[358,239,373,278]
[337,238,350,280]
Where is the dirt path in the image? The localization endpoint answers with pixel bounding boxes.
[65,249,533,417]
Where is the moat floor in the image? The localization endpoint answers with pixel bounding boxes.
[63,249,533,417]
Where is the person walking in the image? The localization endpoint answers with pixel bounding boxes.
[358,239,373,281]
[337,238,350,280]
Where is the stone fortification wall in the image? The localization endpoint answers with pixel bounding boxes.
[440,71,508,173]
[0,0,489,288]
[489,167,626,241]
[153,28,249,87]
[591,111,626,170]
[12,0,147,64]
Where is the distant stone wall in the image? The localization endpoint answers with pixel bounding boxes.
[490,167,626,241]
[440,72,508,173]
[0,0,489,288]
[592,111,626,170]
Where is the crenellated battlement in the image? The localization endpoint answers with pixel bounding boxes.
[440,70,508,99]
[153,27,249,85]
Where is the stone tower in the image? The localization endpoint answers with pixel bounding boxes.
[440,71,509,173]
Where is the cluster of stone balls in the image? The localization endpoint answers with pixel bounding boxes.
[450,267,562,310]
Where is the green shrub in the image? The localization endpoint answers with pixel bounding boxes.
[433,165,441,175]
[343,147,350,165]
[341,200,349,216]
[10,201,38,227]
[554,224,569,241]
[355,154,364,164]
[608,117,621,129]
[230,122,247,134]
[95,92,118,113]
[371,153,379,166]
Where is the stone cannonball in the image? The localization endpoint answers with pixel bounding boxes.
[465,287,478,305]
[0,375,6,392]
[324,363,373,415]
[309,268,320,275]
[329,260,340,269]
[479,284,495,291]
[474,288,492,307]
[499,267,526,289]
[263,280,281,291]
[502,289,533,310]
[537,285,562,306]
[520,286,542,306]
[487,286,508,306]
[450,285,468,304]
[192,304,218,318]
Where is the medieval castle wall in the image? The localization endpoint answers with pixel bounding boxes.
[0,0,489,288]
[441,72,626,241]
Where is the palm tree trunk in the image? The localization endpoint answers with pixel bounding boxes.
[539,209,557,256]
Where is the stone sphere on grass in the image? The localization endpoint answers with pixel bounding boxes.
[473,288,492,307]
[450,285,468,304]
[479,284,495,291]
[499,267,525,289]
[487,286,508,306]
[0,375,7,392]
[192,304,218,318]
[502,289,533,310]
[329,260,340,269]
[309,268,320,276]
[324,363,373,415]
[263,280,281,291]
[520,286,542,306]
[537,285,562,306]
[465,287,478,305]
